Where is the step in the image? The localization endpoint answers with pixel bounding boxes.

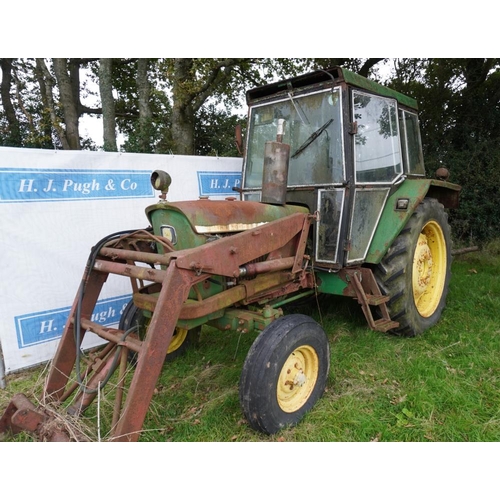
[364,294,390,306]
[372,318,399,332]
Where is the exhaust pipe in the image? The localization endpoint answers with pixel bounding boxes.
[261,119,290,206]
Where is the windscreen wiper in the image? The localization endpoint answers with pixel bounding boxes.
[291,118,334,159]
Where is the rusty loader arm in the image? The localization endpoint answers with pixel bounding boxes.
[1,212,315,441]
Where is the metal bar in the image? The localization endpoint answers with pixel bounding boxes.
[134,268,297,319]
[270,290,316,308]
[241,256,295,277]
[349,272,376,330]
[79,319,143,353]
[99,246,172,266]
[112,346,129,430]
[451,246,479,256]
[93,259,167,284]
[44,270,108,401]
[110,261,193,442]
[175,212,309,277]
[292,215,314,274]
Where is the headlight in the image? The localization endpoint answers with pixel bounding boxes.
[151,170,172,194]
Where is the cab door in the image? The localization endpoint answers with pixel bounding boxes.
[346,90,404,264]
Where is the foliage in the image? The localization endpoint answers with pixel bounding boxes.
[0,59,53,148]
[439,143,500,243]
[386,58,500,244]
[195,104,246,157]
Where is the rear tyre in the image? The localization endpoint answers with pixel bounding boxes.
[119,300,200,361]
[374,198,452,337]
[239,314,330,434]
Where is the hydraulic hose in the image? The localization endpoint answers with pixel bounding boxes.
[74,228,152,394]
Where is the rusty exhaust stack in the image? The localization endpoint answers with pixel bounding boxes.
[261,119,290,206]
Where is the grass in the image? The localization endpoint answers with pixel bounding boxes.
[1,242,500,442]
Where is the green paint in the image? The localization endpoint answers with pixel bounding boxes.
[148,207,208,253]
[341,68,419,110]
[365,179,431,264]
[177,310,225,331]
[365,178,461,264]
[208,306,282,333]
[148,207,222,302]
[315,270,348,295]
[146,199,312,308]
[146,200,309,236]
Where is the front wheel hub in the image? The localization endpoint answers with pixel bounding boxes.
[277,345,319,413]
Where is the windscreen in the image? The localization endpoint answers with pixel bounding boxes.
[244,88,344,189]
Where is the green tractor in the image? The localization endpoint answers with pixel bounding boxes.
[0,67,460,441]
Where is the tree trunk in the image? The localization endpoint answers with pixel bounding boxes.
[0,58,22,145]
[171,100,195,155]
[99,58,117,151]
[170,58,196,155]
[167,58,262,155]
[34,59,54,147]
[52,58,81,150]
[136,58,152,152]
[36,58,70,149]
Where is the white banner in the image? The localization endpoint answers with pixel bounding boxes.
[0,147,242,378]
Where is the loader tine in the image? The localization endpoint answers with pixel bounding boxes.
[0,396,21,435]
[0,394,71,441]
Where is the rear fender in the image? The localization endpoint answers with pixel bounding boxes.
[365,179,460,264]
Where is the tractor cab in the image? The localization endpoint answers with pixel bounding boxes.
[241,66,427,268]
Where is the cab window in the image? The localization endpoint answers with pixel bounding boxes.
[352,91,402,184]
[399,109,425,176]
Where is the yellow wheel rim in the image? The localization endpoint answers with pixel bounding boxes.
[167,327,188,354]
[140,315,188,355]
[412,220,447,317]
[277,345,319,413]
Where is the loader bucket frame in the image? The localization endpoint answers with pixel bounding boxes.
[1,212,315,441]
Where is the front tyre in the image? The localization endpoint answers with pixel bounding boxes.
[239,314,330,435]
[374,198,452,337]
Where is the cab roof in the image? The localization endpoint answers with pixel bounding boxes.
[246,66,418,111]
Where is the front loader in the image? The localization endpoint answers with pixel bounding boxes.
[0,66,460,441]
